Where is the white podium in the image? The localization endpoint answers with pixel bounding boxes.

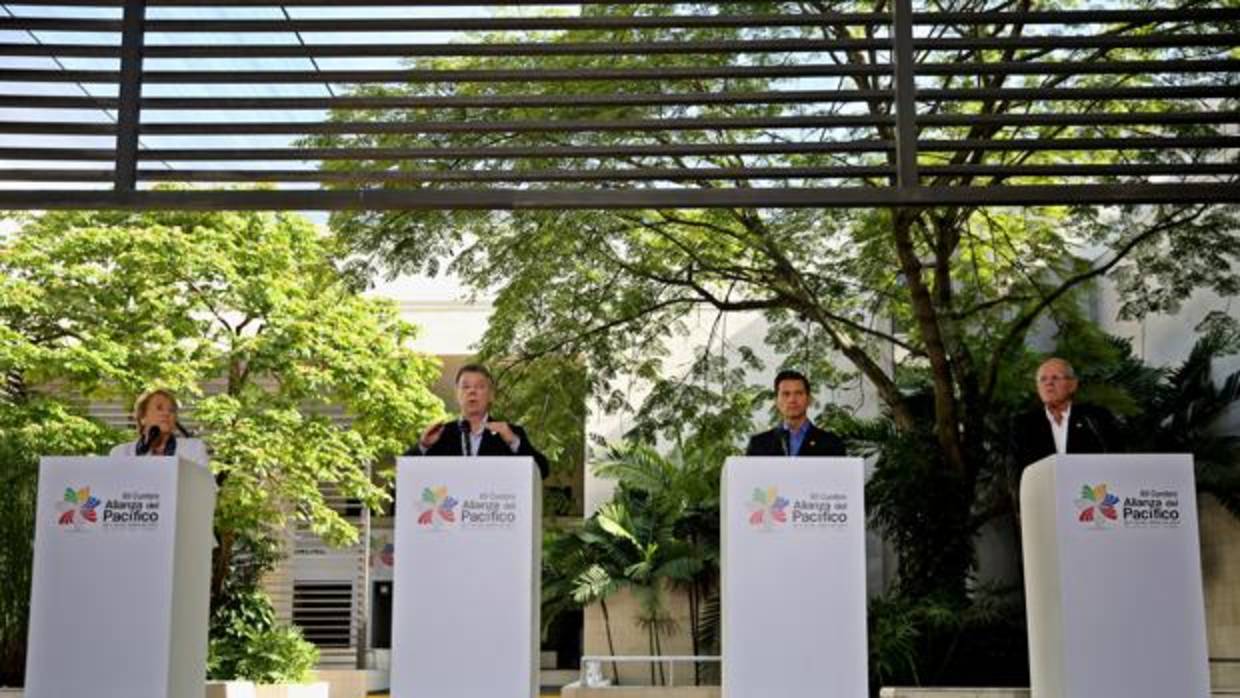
[391,456,541,698]
[722,456,868,698]
[25,456,216,698]
[1020,454,1210,698]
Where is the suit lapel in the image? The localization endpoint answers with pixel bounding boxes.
[479,428,499,455]
[1067,410,1090,453]
[802,426,820,456]
[1033,410,1055,453]
[478,424,513,456]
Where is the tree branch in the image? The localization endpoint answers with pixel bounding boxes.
[981,203,1211,401]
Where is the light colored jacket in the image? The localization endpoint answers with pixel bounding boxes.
[110,437,209,469]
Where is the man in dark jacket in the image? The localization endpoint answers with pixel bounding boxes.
[746,369,846,457]
[409,363,550,479]
[1013,357,1121,469]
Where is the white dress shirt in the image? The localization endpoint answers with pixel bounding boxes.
[419,414,521,455]
[1045,404,1072,455]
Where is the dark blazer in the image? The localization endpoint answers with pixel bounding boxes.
[406,418,550,479]
[1013,402,1121,470]
[745,424,847,457]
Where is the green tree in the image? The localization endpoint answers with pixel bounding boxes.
[311,0,1240,601]
[542,525,626,683]
[595,442,727,685]
[838,317,1240,688]
[487,354,588,515]
[0,399,119,685]
[0,205,445,683]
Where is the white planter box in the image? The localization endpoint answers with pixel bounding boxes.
[561,684,720,698]
[879,690,1030,698]
[312,671,367,698]
[253,682,329,698]
[205,681,257,698]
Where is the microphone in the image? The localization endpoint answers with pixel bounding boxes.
[458,418,474,456]
[779,428,792,456]
[137,425,161,455]
[1081,414,1109,454]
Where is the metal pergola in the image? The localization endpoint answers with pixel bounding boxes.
[0,0,1237,210]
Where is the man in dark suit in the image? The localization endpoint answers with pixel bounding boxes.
[746,369,846,457]
[1013,357,1121,469]
[409,363,550,479]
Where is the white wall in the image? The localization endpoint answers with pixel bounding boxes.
[367,276,493,357]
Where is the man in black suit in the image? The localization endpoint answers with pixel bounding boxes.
[409,363,550,479]
[1013,357,1121,469]
[745,369,846,457]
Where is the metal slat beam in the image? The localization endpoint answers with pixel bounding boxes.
[0,4,1237,210]
[133,165,895,182]
[891,0,918,190]
[920,86,1240,102]
[0,63,889,83]
[0,122,117,135]
[4,134,1234,162]
[7,61,1227,85]
[916,59,1239,76]
[138,37,889,58]
[910,8,1240,25]
[135,114,893,135]
[7,8,1235,31]
[918,136,1240,152]
[922,163,1240,178]
[9,35,1233,60]
[140,14,888,32]
[113,0,145,192]
[919,111,1240,127]
[1,183,1237,211]
[0,91,891,112]
[131,141,895,160]
[15,0,768,5]
[914,32,1240,50]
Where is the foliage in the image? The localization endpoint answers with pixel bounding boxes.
[849,320,1240,690]
[486,354,588,513]
[207,584,319,685]
[204,524,318,683]
[543,391,740,685]
[311,0,1240,600]
[0,204,445,682]
[0,398,120,685]
[868,587,1028,690]
[1086,316,1240,516]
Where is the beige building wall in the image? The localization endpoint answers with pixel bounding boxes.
[582,585,713,687]
[1201,495,1240,689]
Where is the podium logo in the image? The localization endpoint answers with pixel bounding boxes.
[56,486,101,530]
[748,487,790,528]
[417,486,458,528]
[1075,483,1120,527]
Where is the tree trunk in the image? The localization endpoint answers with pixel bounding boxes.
[600,598,620,685]
[890,210,967,473]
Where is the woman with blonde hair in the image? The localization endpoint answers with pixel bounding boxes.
[109,388,208,466]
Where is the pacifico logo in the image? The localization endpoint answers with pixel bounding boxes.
[1075,483,1120,527]
[416,486,458,528]
[747,487,790,528]
[57,486,101,529]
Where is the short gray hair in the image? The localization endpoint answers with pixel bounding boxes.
[1038,357,1076,380]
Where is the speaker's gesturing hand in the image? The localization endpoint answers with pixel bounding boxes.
[419,422,447,449]
[486,421,518,448]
